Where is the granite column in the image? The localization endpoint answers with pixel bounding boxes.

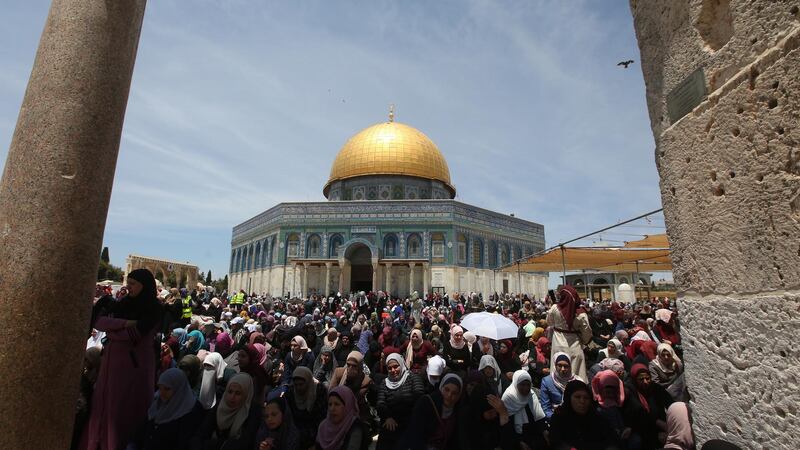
[0,0,147,447]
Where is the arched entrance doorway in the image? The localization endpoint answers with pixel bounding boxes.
[346,243,373,293]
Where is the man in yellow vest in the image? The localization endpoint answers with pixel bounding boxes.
[230,289,245,311]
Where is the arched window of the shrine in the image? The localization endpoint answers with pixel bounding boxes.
[488,241,497,268]
[261,239,270,267]
[243,246,250,271]
[254,242,262,269]
[235,248,242,272]
[307,234,322,258]
[329,234,343,257]
[384,234,398,257]
[500,243,510,266]
[286,233,300,258]
[407,233,422,258]
[472,238,484,268]
[230,250,236,273]
[271,239,278,264]
[525,246,534,257]
[514,246,522,262]
[457,234,468,265]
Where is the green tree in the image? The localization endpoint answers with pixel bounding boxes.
[206,270,212,284]
[101,247,110,263]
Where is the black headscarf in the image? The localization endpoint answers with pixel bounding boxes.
[114,269,162,335]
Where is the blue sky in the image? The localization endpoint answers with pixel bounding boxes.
[1,1,666,283]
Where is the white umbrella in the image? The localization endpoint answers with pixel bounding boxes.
[459,311,519,340]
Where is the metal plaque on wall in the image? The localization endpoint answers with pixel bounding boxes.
[667,68,707,123]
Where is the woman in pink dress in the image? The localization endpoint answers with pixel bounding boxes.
[82,268,163,449]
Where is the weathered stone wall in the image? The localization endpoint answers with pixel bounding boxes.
[630,1,800,448]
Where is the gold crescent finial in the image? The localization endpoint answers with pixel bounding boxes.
[388,104,395,122]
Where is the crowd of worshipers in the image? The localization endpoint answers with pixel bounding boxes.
[75,269,743,450]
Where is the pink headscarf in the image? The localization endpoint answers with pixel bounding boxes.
[316,386,359,450]
[663,402,694,449]
[252,343,268,366]
[591,369,625,408]
[449,325,465,349]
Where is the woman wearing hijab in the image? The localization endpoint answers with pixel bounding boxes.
[314,386,364,450]
[546,285,592,381]
[653,309,682,353]
[649,343,687,401]
[495,340,520,389]
[528,336,551,388]
[312,346,339,389]
[442,326,471,376]
[400,374,468,450]
[199,353,236,411]
[238,345,270,403]
[477,355,504,397]
[256,396,301,450]
[401,328,437,374]
[329,351,374,429]
[630,340,659,366]
[214,332,235,359]
[376,353,425,450]
[592,369,635,448]
[83,268,163,450]
[423,355,447,394]
[282,336,315,384]
[548,380,620,450]
[178,354,203,397]
[663,402,694,450]
[466,355,508,449]
[623,363,674,450]
[191,373,261,450]
[596,338,632,369]
[182,329,206,357]
[470,335,495,367]
[128,368,204,450]
[540,352,579,418]
[501,370,547,449]
[286,367,328,450]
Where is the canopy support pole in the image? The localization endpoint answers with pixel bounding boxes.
[560,245,567,286]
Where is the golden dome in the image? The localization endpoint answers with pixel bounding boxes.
[324,121,454,196]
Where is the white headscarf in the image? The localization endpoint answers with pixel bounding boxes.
[630,330,651,343]
[216,373,254,438]
[384,353,410,390]
[199,353,227,409]
[502,370,545,433]
[653,342,681,374]
[426,355,446,386]
[478,355,503,396]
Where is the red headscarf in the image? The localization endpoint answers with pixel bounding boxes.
[628,339,658,361]
[630,363,652,412]
[535,337,550,365]
[557,285,581,331]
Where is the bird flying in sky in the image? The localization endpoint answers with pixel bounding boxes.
[617,60,634,68]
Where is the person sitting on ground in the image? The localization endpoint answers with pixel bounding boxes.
[548,379,620,450]
[255,395,301,450]
[128,368,204,450]
[315,386,366,450]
